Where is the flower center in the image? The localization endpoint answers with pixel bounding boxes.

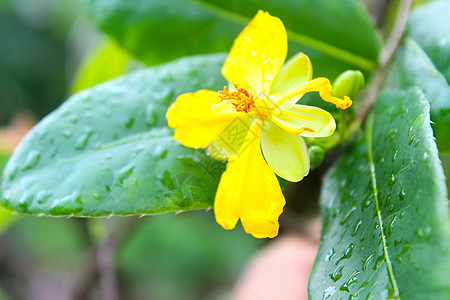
[218,83,256,113]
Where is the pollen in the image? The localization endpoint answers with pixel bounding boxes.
[218,83,256,113]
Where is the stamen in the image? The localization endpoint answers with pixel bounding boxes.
[218,83,256,113]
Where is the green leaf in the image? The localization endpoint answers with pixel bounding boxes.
[0,154,17,234]
[82,0,381,75]
[407,0,450,83]
[386,1,450,154]
[71,38,132,94]
[309,89,450,299]
[388,38,450,153]
[1,54,227,216]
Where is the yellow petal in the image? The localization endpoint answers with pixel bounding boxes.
[166,90,244,148]
[270,53,312,103]
[271,103,336,137]
[221,10,287,94]
[207,117,253,160]
[261,122,309,182]
[214,121,285,238]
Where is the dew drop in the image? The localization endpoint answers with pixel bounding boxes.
[325,248,336,262]
[152,145,168,159]
[145,105,158,127]
[398,187,406,201]
[352,220,362,237]
[322,286,336,300]
[388,174,398,187]
[36,190,52,204]
[373,255,384,270]
[69,114,78,124]
[340,270,360,292]
[336,243,354,265]
[392,150,398,162]
[22,150,41,171]
[123,115,135,129]
[340,207,356,225]
[63,130,73,139]
[75,127,94,150]
[388,215,397,235]
[329,266,343,282]
[362,253,374,271]
[114,164,134,185]
[422,152,429,162]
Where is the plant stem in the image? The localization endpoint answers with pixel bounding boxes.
[97,218,120,300]
[357,0,412,121]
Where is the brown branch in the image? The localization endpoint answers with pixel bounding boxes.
[357,0,412,121]
[97,218,120,300]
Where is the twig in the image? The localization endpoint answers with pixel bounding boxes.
[97,218,120,300]
[69,217,140,300]
[357,0,412,121]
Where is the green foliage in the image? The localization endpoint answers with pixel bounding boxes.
[0,154,16,235]
[71,39,132,94]
[387,0,450,153]
[82,0,381,76]
[309,89,450,299]
[1,54,227,216]
[407,1,450,83]
[118,212,263,299]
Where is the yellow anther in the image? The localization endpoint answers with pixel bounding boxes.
[218,84,256,113]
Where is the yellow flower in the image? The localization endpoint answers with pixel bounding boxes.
[166,11,352,238]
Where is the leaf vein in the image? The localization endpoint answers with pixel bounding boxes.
[366,114,400,298]
[186,0,377,70]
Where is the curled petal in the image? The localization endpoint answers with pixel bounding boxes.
[222,10,287,94]
[214,122,285,238]
[271,104,336,137]
[166,90,244,148]
[273,77,352,109]
[261,122,309,182]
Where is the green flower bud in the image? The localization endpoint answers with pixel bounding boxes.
[309,145,325,168]
[332,70,365,100]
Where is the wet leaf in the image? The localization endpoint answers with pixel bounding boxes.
[387,0,450,153]
[407,0,450,83]
[1,54,227,216]
[309,89,450,299]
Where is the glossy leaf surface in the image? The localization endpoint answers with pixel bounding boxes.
[407,0,450,83]
[1,54,227,216]
[387,1,450,153]
[389,38,450,153]
[309,89,450,299]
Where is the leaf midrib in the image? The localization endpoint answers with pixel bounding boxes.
[366,114,400,298]
[187,0,378,70]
